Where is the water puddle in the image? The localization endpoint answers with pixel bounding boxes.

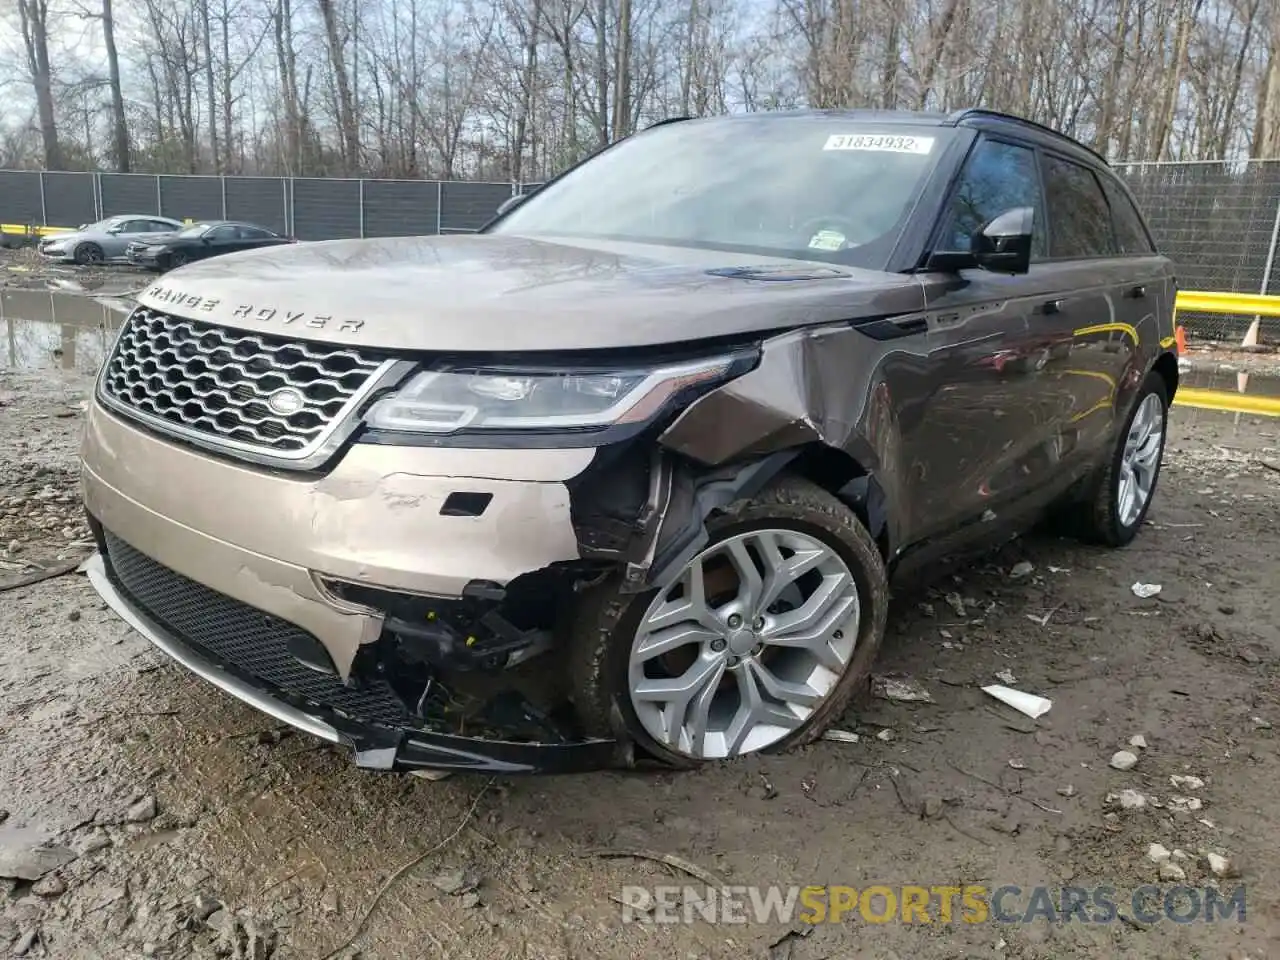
[0,289,128,374]
[1181,366,1280,398]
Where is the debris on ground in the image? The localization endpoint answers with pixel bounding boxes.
[1168,795,1204,812]
[1147,843,1171,862]
[1170,774,1205,790]
[876,729,896,742]
[822,729,860,744]
[0,835,76,881]
[994,668,1017,685]
[1009,561,1034,579]
[1109,789,1148,810]
[1128,734,1148,749]
[1158,861,1187,881]
[1205,852,1239,878]
[1110,750,1140,771]
[982,684,1052,719]
[1131,582,1163,599]
[871,675,935,704]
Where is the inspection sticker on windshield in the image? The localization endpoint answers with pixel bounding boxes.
[824,134,935,154]
[808,230,847,251]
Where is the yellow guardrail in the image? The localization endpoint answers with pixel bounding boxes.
[0,223,72,237]
[1175,290,1280,319]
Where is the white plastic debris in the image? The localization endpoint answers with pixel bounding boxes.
[1168,795,1203,812]
[982,684,1052,719]
[1008,759,1027,770]
[871,675,935,704]
[1113,789,1147,810]
[1109,750,1140,771]
[1206,852,1234,878]
[1128,734,1148,749]
[822,729,860,744]
[1170,774,1205,790]
[876,729,895,742]
[1009,561,1034,579]
[1131,582,1163,599]
[410,770,454,782]
[995,669,1017,685]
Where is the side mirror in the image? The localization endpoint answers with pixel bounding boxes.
[972,207,1034,275]
[496,193,527,217]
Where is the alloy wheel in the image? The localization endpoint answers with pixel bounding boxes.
[1118,392,1164,527]
[627,528,860,760]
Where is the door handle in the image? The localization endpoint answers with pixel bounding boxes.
[1041,298,1066,315]
[1125,284,1147,299]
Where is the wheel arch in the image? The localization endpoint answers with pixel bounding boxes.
[641,442,895,594]
[1151,350,1179,402]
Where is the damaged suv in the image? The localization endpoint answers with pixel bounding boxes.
[80,109,1177,775]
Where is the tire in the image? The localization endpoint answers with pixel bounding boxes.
[568,474,889,768]
[1070,370,1169,547]
[167,251,189,269]
[74,243,104,266]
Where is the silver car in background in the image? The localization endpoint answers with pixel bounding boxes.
[38,215,185,265]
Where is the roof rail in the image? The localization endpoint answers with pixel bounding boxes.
[947,108,1110,166]
[644,116,695,131]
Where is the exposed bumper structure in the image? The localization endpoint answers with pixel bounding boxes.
[80,396,622,774]
[82,549,617,773]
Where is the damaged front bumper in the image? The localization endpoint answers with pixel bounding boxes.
[83,546,621,774]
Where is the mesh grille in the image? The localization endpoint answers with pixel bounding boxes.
[100,307,386,457]
[103,530,411,727]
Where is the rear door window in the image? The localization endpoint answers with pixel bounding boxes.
[1041,155,1117,259]
[938,138,1047,259]
[1100,178,1156,254]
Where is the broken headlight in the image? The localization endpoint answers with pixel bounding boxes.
[363,353,753,436]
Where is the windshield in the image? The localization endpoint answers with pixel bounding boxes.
[490,117,952,266]
[176,223,211,238]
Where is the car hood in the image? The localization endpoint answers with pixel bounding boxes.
[135,234,926,352]
[42,231,85,245]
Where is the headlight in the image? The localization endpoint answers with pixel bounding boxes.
[363,353,752,436]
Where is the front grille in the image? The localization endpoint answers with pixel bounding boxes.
[99,307,387,459]
[103,530,411,727]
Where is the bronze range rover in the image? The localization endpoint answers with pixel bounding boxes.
[80,108,1178,775]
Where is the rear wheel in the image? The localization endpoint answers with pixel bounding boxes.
[1068,370,1168,546]
[167,250,190,269]
[568,475,889,767]
[74,242,104,265]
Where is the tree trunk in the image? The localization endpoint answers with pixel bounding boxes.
[315,0,361,173]
[17,0,62,170]
[101,0,130,171]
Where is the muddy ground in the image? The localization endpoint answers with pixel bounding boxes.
[2,289,1280,960]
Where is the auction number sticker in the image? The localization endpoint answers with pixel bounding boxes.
[823,134,935,154]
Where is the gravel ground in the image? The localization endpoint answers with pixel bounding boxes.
[3,326,1280,959]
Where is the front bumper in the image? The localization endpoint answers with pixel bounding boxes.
[38,246,73,262]
[126,250,163,268]
[83,548,618,773]
[80,396,623,774]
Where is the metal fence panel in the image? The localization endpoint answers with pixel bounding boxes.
[0,171,43,223]
[293,177,361,240]
[1116,160,1280,341]
[41,172,97,228]
[223,177,288,236]
[362,180,440,237]
[160,175,224,222]
[441,182,513,231]
[99,173,159,217]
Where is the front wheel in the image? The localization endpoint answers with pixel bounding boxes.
[167,251,189,269]
[568,475,889,767]
[1071,370,1169,546]
[74,242,104,265]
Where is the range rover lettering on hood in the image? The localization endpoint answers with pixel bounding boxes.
[142,284,366,334]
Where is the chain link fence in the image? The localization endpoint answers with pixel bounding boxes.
[1114,159,1280,343]
[2,163,1279,341]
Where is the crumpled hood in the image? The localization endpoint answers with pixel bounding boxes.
[136,233,926,352]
